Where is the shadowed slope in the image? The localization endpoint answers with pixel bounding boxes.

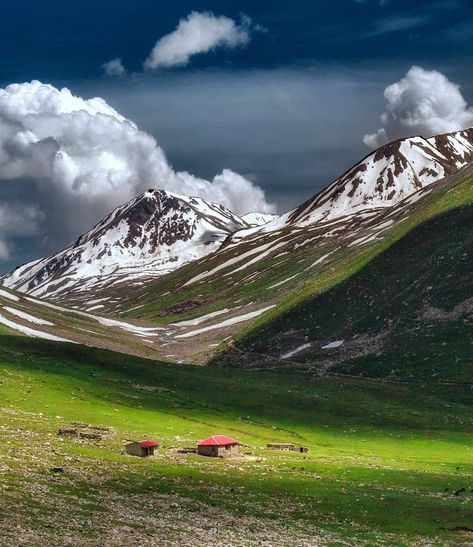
[216,197,473,383]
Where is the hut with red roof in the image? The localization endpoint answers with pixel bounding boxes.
[125,439,160,457]
[197,435,240,458]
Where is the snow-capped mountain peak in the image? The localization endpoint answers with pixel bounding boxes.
[4,127,473,306]
[264,128,473,230]
[2,189,250,299]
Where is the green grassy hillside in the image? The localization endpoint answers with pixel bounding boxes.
[218,175,473,383]
[0,335,472,545]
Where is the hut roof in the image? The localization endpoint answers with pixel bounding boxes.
[198,435,239,447]
[136,440,160,447]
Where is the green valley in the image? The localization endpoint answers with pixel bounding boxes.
[0,336,472,545]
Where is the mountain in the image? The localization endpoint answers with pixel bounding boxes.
[4,128,473,362]
[2,189,251,301]
[260,128,473,230]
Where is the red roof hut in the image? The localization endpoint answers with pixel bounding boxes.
[197,435,240,458]
[125,439,160,457]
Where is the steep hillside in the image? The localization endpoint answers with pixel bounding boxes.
[281,128,473,227]
[229,128,473,238]
[2,189,251,301]
[64,128,473,324]
[216,178,473,383]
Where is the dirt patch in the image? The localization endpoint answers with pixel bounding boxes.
[158,300,206,317]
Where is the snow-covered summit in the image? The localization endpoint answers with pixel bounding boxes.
[266,128,473,230]
[2,189,250,298]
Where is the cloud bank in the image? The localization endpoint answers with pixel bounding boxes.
[0,81,274,255]
[364,66,473,147]
[144,11,251,69]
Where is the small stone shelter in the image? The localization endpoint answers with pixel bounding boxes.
[197,435,240,458]
[125,440,160,457]
[267,443,309,453]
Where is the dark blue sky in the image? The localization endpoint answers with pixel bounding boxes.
[1,0,473,270]
[2,0,473,80]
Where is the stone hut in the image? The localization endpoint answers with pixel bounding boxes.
[125,440,160,457]
[267,443,309,453]
[197,435,240,458]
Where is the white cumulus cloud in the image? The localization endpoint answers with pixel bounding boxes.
[102,58,126,77]
[363,66,473,148]
[0,81,274,254]
[144,11,251,70]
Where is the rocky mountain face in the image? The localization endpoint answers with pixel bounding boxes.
[2,189,257,299]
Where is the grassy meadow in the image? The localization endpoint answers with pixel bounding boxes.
[1,335,472,545]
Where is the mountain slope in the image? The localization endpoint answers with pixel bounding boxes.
[4,129,473,364]
[0,285,184,359]
[214,173,473,382]
[2,189,250,301]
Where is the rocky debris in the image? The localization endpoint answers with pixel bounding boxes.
[58,423,112,441]
[79,432,103,440]
[159,300,205,316]
[58,428,79,437]
[267,443,309,453]
[71,422,111,432]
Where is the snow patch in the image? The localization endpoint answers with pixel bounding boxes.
[0,313,74,343]
[3,306,54,326]
[175,305,276,338]
[171,308,232,327]
[24,296,166,336]
[184,236,288,285]
[0,289,19,302]
[280,343,312,359]
[305,250,337,270]
[267,274,300,290]
[322,340,344,349]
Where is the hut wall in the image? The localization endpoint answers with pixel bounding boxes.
[198,445,216,457]
[126,443,143,457]
[198,444,239,457]
[217,444,239,457]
